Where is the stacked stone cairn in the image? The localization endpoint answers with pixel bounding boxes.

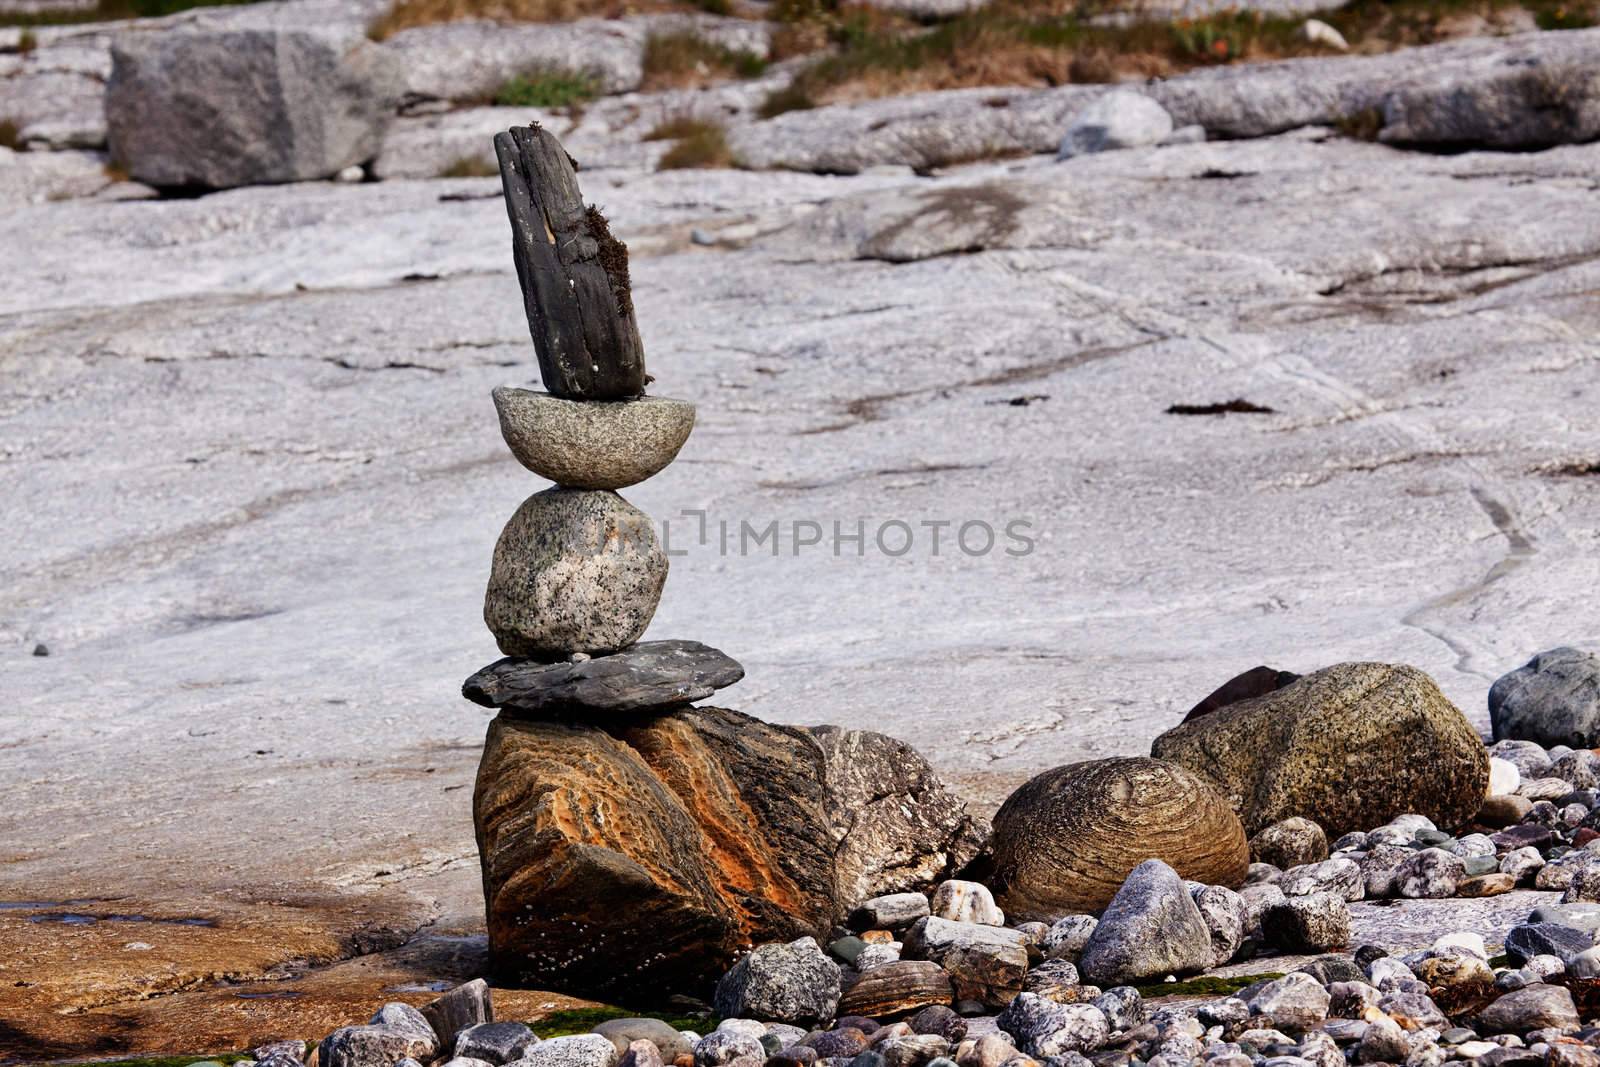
[469,123,732,700]
[460,124,988,1006]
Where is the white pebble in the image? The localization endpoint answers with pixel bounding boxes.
[1489,757,1522,796]
[1432,932,1487,960]
[1299,18,1350,50]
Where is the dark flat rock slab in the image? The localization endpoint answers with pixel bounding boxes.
[462,639,743,713]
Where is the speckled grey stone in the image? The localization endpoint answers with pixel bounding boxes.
[1245,972,1328,1035]
[1360,844,1415,899]
[484,488,667,657]
[1092,987,1143,1032]
[455,1022,538,1064]
[1397,849,1465,899]
[1249,818,1329,870]
[463,640,743,713]
[1279,857,1362,902]
[1041,915,1098,961]
[493,387,696,490]
[713,937,841,1027]
[996,994,1109,1057]
[1490,648,1600,748]
[1192,885,1246,968]
[520,1035,620,1067]
[1261,892,1350,953]
[1078,860,1212,986]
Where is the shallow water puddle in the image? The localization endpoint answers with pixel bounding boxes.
[26,912,216,927]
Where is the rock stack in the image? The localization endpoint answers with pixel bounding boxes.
[465,124,985,1004]
[477,123,702,671]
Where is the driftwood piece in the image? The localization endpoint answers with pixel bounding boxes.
[494,124,646,400]
[462,639,744,714]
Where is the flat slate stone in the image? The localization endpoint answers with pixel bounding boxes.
[463,639,743,713]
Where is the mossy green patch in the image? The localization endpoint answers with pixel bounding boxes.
[1136,971,1284,997]
[494,69,600,109]
[528,1007,714,1037]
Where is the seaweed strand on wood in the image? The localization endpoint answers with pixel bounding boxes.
[493,123,647,400]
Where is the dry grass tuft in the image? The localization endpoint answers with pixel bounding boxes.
[758,80,819,118]
[641,31,767,90]
[656,120,734,168]
[437,155,500,177]
[369,0,626,38]
[1335,107,1385,141]
[754,0,1600,111]
[643,114,712,140]
[366,0,755,37]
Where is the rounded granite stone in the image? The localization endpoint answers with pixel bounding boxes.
[484,487,667,657]
[990,756,1249,920]
[493,386,695,490]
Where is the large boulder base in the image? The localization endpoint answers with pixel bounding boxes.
[106,30,403,189]
[1151,662,1488,838]
[476,707,832,999]
[990,756,1249,919]
[475,707,980,1000]
[811,724,989,907]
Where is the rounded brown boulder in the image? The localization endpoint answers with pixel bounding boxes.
[1151,662,1489,839]
[989,756,1250,920]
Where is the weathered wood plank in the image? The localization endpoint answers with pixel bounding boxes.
[494,124,646,400]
